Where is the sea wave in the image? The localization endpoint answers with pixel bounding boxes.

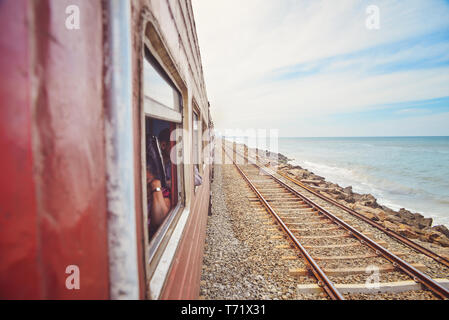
[286,154,449,227]
[295,159,417,196]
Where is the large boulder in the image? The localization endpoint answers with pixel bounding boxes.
[337,193,355,203]
[359,211,378,221]
[386,214,402,224]
[383,207,397,216]
[357,193,379,208]
[432,225,449,238]
[435,236,449,247]
[277,153,289,164]
[384,220,399,231]
[375,210,387,221]
[397,208,415,220]
[419,230,443,243]
[393,208,433,230]
[353,204,386,221]
[397,224,420,239]
[288,168,304,178]
[343,186,353,196]
[336,187,354,203]
[328,187,342,195]
[417,217,433,229]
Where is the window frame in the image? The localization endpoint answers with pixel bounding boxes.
[141,43,187,288]
[143,46,182,123]
[192,109,201,169]
[192,104,203,194]
[201,117,209,173]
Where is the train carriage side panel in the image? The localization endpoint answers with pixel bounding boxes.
[0,0,41,299]
[0,0,110,299]
[160,170,210,299]
[131,0,210,299]
[30,0,109,299]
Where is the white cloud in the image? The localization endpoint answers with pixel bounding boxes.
[395,108,430,115]
[192,0,449,136]
[328,112,449,137]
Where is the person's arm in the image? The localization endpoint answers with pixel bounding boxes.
[149,179,171,228]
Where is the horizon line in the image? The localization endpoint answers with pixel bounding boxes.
[220,135,449,138]
[278,135,449,138]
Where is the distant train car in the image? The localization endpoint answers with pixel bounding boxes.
[0,0,212,299]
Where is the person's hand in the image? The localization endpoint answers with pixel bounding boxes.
[147,169,161,189]
[150,179,162,190]
[147,169,155,184]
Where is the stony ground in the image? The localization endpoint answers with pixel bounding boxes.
[199,164,324,300]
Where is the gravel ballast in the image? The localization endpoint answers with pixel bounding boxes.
[199,146,449,300]
[200,163,325,300]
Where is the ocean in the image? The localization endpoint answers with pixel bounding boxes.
[273,137,449,227]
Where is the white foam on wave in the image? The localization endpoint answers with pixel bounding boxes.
[293,158,378,194]
[288,154,449,227]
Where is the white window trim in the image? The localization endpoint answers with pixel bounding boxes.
[149,207,191,299]
[144,96,182,123]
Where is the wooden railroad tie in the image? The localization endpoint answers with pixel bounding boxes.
[295,279,449,295]
[281,251,407,261]
[304,240,388,249]
[289,226,340,232]
[289,263,426,277]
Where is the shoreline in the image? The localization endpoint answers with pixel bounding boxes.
[286,156,449,228]
[234,142,449,248]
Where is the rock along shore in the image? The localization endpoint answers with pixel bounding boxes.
[245,144,449,249]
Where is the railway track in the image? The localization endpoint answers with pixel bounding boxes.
[223,144,449,300]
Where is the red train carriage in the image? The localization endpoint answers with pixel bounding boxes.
[0,0,213,299]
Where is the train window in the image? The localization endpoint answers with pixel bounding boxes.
[193,111,203,191]
[202,119,208,172]
[145,118,180,240]
[143,47,183,243]
[143,47,182,122]
[193,111,200,171]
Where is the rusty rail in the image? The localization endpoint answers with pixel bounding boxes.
[223,147,345,300]
[275,170,449,269]
[228,145,449,299]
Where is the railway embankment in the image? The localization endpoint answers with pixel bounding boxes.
[200,144,449,300]
[200,163,325,299]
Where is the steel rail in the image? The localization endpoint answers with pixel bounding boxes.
[229,145,449,299]
[223,147,345,300]
[275,170,449,269]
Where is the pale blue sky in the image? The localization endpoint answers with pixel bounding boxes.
[193,0,449,137]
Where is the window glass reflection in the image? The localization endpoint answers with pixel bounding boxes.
[144,58,179,111]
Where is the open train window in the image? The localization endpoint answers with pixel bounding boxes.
[143,47,182,121]
[192,110,203,192]
[143,46,183,246]
[193,111,200,171]
[202,118,209,173]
